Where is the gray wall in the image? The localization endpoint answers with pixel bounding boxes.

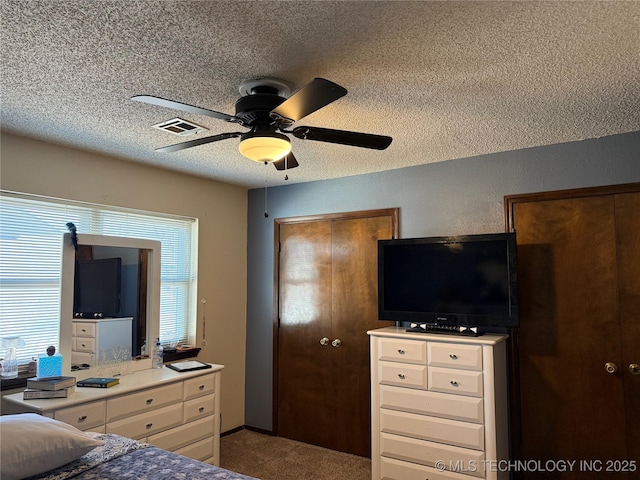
[245,131,640,431]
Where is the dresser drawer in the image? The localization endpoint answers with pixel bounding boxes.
[380,385,483,424]
[429,342,482,371]
[379,338,427,364]
[73,322,96,337]
[184,393,215,422]
[380,432,485,478]
[107,402,183,439]
[380,409,484,450]
[71,351,93,365]
[147,414,214,451]
[380,456,479,480]
[379,361,427,389]
[429,367,483,397]
[184,373,215,400]
[54,400,105,431]
[106,382,183,422]
[174,436,214,463]
[73,336,96,353]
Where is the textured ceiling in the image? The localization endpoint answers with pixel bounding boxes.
[1,1,639,189]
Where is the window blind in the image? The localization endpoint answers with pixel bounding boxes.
[0,193,197,365]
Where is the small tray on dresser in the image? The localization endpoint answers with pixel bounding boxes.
[166,360,211,372]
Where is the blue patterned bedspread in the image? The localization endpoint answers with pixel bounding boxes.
[27,434,258,480]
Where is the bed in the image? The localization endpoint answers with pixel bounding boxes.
[0,414,258,480]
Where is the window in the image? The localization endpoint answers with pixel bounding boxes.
[0,192,198,366]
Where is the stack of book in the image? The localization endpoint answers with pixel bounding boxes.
[23,376,76,399]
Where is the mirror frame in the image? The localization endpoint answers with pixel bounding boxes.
[59,233,161,374]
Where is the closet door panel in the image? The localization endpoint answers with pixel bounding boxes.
[331,215,394,456]
[513,196,627,468]
[615,192,640,463]
[277,221,334,447]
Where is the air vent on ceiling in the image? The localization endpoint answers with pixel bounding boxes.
[152,118,207,136]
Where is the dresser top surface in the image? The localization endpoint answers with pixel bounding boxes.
[367,326,508,345]
[72,317,134,323]
[2,364,223,413]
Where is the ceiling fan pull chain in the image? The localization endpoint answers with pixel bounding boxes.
[264,163,269,218]
[284,155,289,181]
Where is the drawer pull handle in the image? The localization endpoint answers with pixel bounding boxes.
[449,354,458,359]
[199,407,205,413]
[146,423,153,429]
[398,373,406,379]
[397,349,405,355]
[450,380,459,386]
[78,415,87,422]
[146,398,154,404]
[199,385,205,390]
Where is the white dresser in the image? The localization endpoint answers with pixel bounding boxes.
[369,327,509,480]
[71,317,133,366]
[2,365,223,465]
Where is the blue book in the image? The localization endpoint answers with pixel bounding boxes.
[77,377,119,388]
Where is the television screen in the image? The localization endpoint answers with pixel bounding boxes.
[74,257,122,317]
[378,233,518,328]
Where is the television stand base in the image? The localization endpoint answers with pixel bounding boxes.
[406,324,482,337]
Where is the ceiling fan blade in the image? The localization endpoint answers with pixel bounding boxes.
[155,132,242,153]
[270,78,347,124]
[273,152,300,171]
[132,95,237,122]
[291,126,392,150]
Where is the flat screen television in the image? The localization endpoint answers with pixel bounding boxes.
[378,232,519,329]
[74,257,122,317]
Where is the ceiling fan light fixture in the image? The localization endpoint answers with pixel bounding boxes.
[239,131,291,163]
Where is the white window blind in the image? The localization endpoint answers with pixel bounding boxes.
[0,193,197,365]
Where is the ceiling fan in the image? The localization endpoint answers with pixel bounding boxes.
[132,78,392,171]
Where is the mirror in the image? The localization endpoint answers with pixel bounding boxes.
[59,233,160,375]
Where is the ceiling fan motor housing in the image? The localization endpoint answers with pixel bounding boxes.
[234,94,285,127]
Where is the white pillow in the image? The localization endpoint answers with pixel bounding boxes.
[0,413,103,480]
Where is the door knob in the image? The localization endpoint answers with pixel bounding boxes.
[629,363,640,375]
[605,362,618,374]
[319,337,329,346]
[331,338,341,348]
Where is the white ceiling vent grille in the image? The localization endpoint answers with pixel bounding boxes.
[152,118,207,136]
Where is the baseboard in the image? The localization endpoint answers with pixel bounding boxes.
[221,425,275,437]
[244,425,275,436]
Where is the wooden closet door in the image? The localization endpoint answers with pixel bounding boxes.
[331,215,395,457]
[277,220,334,449]
[512,196,628,477]
[615,192,640,464]
[276,210,397,456]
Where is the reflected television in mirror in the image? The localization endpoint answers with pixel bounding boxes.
[74,257,122,318]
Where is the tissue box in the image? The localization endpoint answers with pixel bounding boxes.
[37,354,63,378]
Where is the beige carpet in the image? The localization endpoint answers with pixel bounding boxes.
[220,429,371,480]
